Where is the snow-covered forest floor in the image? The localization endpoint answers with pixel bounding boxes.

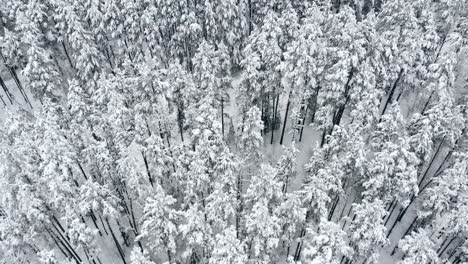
[1,1,468,264]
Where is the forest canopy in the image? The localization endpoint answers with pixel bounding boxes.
[0,0,468,264]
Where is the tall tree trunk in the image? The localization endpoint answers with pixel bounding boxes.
[236,171,243,239]
[384,200,398,226]
[394,178,433,225]
[270,93,276,144]
[51,222,82,263]
[438,236,456,257]
[0,93,5,106]
[380,69,403,119]
[328,195,340,221]
[47,228,73,261]
[3,62,32,108]
[221,98,224,138]
[0,75,13,104]
[320,128,328,147]
[310,85,320,123]
[293,227,306,261]
[271,94,280,144]
[388,213,418,240]
[99,215,109,235]
[447,240,464,260]
[142,152,154,188]
[280,91,292,145]
[418,139,444,187]
[333,69,355,127]
[88,211,102,236]
[248,0,253,35]
[260,96,264,136]
[106,219,128,264]
[62,41,75,70]
[338,196,354,221]
[299,106,308,142]
[421,90,435,114]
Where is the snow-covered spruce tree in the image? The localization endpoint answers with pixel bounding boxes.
[130,248,156,264]
[191,41,232,136]
[282,4,326,130]
[275,142,299,193]
[197,0,247,63]
[151,0,201,71]
[51,0,104,88]
[293,127,353,261]
[70,0,119,70]
[374,0,422,115]
[178,203,213,263]
[205,148,239,232]
[0,105,97,264]
[163,62,196,142]
[301,220,353,264]
[347,199,388,264]
[420,151,468,224]
[209,226,248,264]
[117,0,149,67]
[390,69,466,231]
[301,128,350,224]
[239,6,298,140]
[238,105,264,162]
[397,229,439,264]
[0,113,52,263]
[137,185,180,263]
[244,164,283,263]
[314,5,366,144]
[274,191,306,258]
[363,103,419,207]
[16,0,62,102]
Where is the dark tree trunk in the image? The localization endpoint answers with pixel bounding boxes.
[448,240,464,260]
[338,196,353,221]
[0,75,13,104]
[5,63,32,108]
[293,226,307,261]
[89,211,102,236]
[271,94,280,144]
[47,228,72,261]
[333,69,355,127]
[221,98,224,138]
[0,94,5,106]
[77,161,89,180]
[438,236,456,257]
[320,128,328,147]
[142,152,154,188]
[328,195,340,221]
[310,86,320,123]
[260,96,264,136]
[51,222,82,263]
[236,171,243,239]
[62,41,75,70]
[270,93,276,144]
[380,69,403,119]
[391,217,418,257]
[418,139,444,187]
[99,215,109,235]
[248,0,252,34]
[280,91,292,145]
[299,106,308,142]
[421,90,434,114]
[384,199,398,226]
[106,219,128,264]
[179,122,185,142]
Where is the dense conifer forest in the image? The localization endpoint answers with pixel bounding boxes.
[0,0,468,263]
